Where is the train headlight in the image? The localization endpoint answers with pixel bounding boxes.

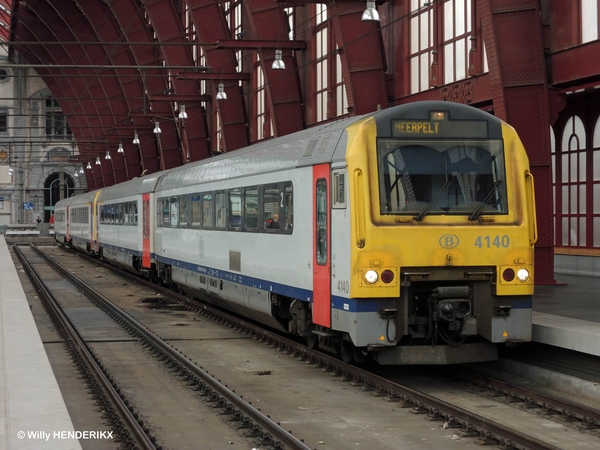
[364,270,379,284]
[517,269,530,282]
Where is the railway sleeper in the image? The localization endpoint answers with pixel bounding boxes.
[476,433,499,446]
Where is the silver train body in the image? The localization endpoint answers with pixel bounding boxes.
[55,101,536,365]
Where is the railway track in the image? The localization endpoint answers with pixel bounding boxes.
[456,369,600,429]
[21,243,600,450]
[15,245,157,450]
[16,244,311,450]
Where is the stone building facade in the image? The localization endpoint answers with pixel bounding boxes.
[0,50,87,225]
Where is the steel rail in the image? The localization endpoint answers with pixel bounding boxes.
[461,370,600,427]
[32,245,311,450]
[54,245,567,450]
[13,245,157,450]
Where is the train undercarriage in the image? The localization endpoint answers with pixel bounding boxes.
[88,251,516,365]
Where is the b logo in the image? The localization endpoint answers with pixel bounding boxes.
[439,234,459,248]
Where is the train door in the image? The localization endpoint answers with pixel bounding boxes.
[313,164,331,327]
[88,203,93,250]
[142,194,151,268]
[92,191,102,252]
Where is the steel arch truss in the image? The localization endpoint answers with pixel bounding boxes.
[8,0,390,188]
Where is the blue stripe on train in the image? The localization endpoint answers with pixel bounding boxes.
[64,240,532,313]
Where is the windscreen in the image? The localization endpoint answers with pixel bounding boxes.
[378,139,507,220]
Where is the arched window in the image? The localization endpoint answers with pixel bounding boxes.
[551,125,556,245]
[44,173,75,223]
[593,116,600,247]
[558,115,587,247]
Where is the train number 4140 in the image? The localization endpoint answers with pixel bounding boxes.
[474,235,510,248]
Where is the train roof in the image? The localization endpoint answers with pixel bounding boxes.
[53,197,74,209]
[97,170,165,202]
[155,113,368,192]
[67,102,504,200]
[54,189,100,209]
[154,101,505,193]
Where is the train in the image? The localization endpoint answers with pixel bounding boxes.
[54,101,536,365]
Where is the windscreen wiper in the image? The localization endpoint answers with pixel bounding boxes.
[413,181,451,221]
[468,180,502,221]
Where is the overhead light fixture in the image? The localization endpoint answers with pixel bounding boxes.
[133,132,140,145]
[74,171,78,177]
[95,157,101,165]
[272,49,285,70]
[153,121,162,134]
[117,142,124,153]
[79,167,84,174]
[86,162,92,170]
[105,150,111,160]
[216,83,227,100]
[362,1,380,21]
[178,104,188,119]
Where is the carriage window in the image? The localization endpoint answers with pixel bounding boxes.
[377,139,507,219]
[263,184,280,231]
[191,195,201,228]
[316,179,328,265]
[215,192,227,229]
[202,193,214,228]
[170,197,178,227]
[283,183,293,233]
[179,196,188,227]
[133,201,138,225]
[160,199,169,227]
[229,189,241,230]
[244,188,259,231]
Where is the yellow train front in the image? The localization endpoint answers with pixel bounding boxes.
[339,101,536,365]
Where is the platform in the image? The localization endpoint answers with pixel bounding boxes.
[0,235,82,449]
[532,273,600,357]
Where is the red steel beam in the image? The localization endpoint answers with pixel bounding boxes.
[329,1,388,115]
[142,0,210,164]
[186,0,249,152]
[481,0,558,284]
[175,72,250,81]
[244,0,304,136]
[215,39,306,50]
[548,40,600,87]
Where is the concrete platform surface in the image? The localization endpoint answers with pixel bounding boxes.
[0,236,82,450]
[533,274,600,357]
